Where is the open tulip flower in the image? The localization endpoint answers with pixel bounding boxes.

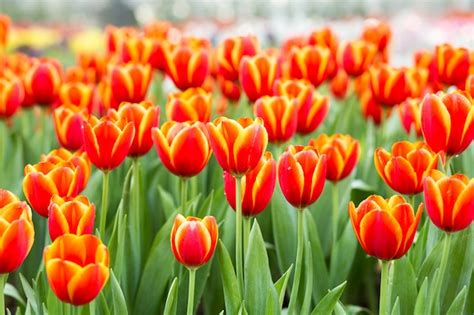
[420,91,474,157]
[423,171,474,232]
[108,62,153,104]
[369,64,409,107]
[117,101,160,157]
[288,45,330,88]
[374,141,439,195]
[254,95,298,144]
[435,43,470,88]
[240,53,278,102]
[217,35,260,82]
[338,40,377,77]
[53,105,89,151]
[48,195,95,241]
[24,58,63,105]
[398,98,422,137]
[0,77,24,119]
[224,152,276,217]
[166,88,212,122]
[207,117,268,176]
[44,234,110,305]
[119,36,165,69]
[0,189,35,274]
[58,82,93,110]
[349,195,423,260]
[152,121,212,177]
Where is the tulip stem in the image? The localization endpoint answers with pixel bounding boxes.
[186,268,196,315]
[331,183,339,252]
[409,195,415,208]
[430,232,451,314]
[235,176,244,295]
[288,208,305,315]
[0,273,8,315]
[243,216,251,255]
[180,177,189,215]
[99,171,110,239]
[379,260,393,315]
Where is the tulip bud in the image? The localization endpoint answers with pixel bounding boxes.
[217,36,259,82]
[307,27,339,79]
[398,98,422,137]
[435,44,470,88]
[338,40,377,77]
[405,67,428,98]
[254,96,298,143]
[361,19,392,52]
[359,90,384,125]
[240,53,278,102]
[0,77,24,119]
[164,45,209,91]
[166,88,212,123]
[369,64,409,107]
[330,69,349,100]
[108,62,153,104]
[289,45,330,88]
[24,58,63,105]
[218,76,241,102]
[53,105,89,151]
[120,36,166,70]
[296,91,329,135]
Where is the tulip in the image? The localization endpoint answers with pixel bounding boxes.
[166,88,212,122]
[466,74,474,99]
[105,25,136,55]
[240,53,278,102]
[289,45,330,88]
[23,150,90,217]
[330,69,349,100]
[144,20,172,40]
[374,141,438,195]
[420,92,474,156]
[307,27,339,79]
[223,152,276,217]
[77,52,108,82]
[296,90,329,135]
[24,58,63,105]
[0,77,24,119]
[53,105,88,151]
[44,234,109,305]
[217,36,259,82]
[274,79,313,111]
[164,45,209,91]
[48,195,95,241]
[59,82,93,110]
[254,96,298,143]
[0,15,10,49]
[338,40,377,77]
[369,64,408,107]
[120,36,165,70]
[218,76,241,102]
[405,67,428,98]
[171,214,218,315]
[117,101,159,157]
[108,62,153,104]
[435,44,470,88]
[65,66,97,85]
[398,98,422,137]
[359,90,384,126]
[361,19,392,52]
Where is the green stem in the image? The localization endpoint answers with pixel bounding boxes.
[379,260,393,315]
[409,195,416,209]
[0,273,8,315]
[331,183,339,252]
[243,216,251,256]
[132,158,142,262]
[430,232,451,314]
[444,156,452,175]
[180,177,188,215]
[186,268,196,315]
[235,176,244,295]
[0,120,6,187]
[288,208,305,315]
[99,171,110,238]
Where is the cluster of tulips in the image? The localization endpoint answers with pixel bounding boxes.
[0,12,473,315]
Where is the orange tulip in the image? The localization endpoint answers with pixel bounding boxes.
[374,141,439,195]
[296,90,329,135]
[48,195,95,241]
[59,82,93,110]
[435,43,470,88]
[164,45,209,90]
[223,152,276,217]
[0,189,34,273]
[420,92,474,156]
[53,105,89,151]
[171,214,218,268]
[144,20,172,40]
[166,88,212,122]
[398,98,422,137]
[108,62,153,104]
[330,68,349,100]
[207,117,268,176]
[0,77,24,119]
[120,36,166,70]
[218,75,241,102]
[361,19,392,52]
[117,101,159,157]
[65,66,97,85]
[105,25,136,55]
[309,134,360,182]
[23,150,90,217]
[423,172,474,232]
[349,195,422,260]
[289,45,330,88]
[44,234,109,305]
[24,58,63,105]
[77,52,108,82]
[338,40,377,77]
[254,96,298,143]
[369,64,409,106]
[466,74,474,99]
[278,145,327,208]
[0,15,10,49]
[274,79,313,111]
[405,67,428,98]
[307,27,339,79]
[239,53,278,102]
[359,90,384,125]
[152,121,211,177]
[217,36,259,82]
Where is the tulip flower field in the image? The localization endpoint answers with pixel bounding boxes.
[1,14,474,315]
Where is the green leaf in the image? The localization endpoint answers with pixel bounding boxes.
[163,278,179,315]
[274,264,293,308]
[390,256,417,314]
[301,241,313,315]
[19,274,39,315]
[446,286,467,315]
[311,281,347,315]
[390,297,400,315]
[329,220,357,287]
[110,271,128,315]
[157,185,176,219]
[217,241,242,315]
[414,277,428,314]
[5,283,25,306]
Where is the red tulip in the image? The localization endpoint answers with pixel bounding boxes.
[108,62,153,104]
[289,45,331,88]
[296,91,329,135]
[338,40,377,77]
[435,43,470,88]
[166,88,212,122]
[24,58,63,105]
[59,82,93,110]
[164,45,209,90]
[307,27,339,79]
[369,64,409,106]
[398,98,422,137]
[240,53,278,102]
[217,36,259,82]
[0,77,24,119]
[254,96,298,143]
[330,69,349,100]
[361,19,392,52]
[53,105,89,151]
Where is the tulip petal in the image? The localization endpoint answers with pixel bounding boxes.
[67,264,109,305]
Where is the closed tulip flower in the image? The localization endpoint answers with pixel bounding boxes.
[274,79,313,111]
[338,40,377,77]
[240,53,278,102]
[398,98,422,137]
[77,52,108,83]
[44,234,109,305]
[218,76,241,102]
[217,36,259,82]
[296,91,329,135]
[224,152,276,217]
[0,77,24,119]
[405,67,428,98]
[309,134,360,182]
[117,101,159,157]
[59,82,93,110]
[289,45,330,88]
[435,44,470,88]
[0,14,10,49]
[0,190,35,273]
[349,195,422,260]
[164,45,209,90]
[120,36,165,70]
[359,90,384,125]
[152,121,211,177]
[369,64,409,107]
[423,172,474,232]
[48,195,95,241]
[374,141,439,195]
[166,88,212,122]
[361,19,392,52]
[307,27,339,79]
[24,58,63,105]
[108,62,153,104]
[53,105,88,151]
[330,68,349,100]
[254,96,298,143]
[466,74,474,99]
[278,145,327,208]
[421,92,474,156]
[105,25,136,55]
[207,117,268,176]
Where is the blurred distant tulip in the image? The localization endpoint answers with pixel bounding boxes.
[77,52,108,82]
[166,88,212,122]
[207,117,268,176]
[240,53,278,102]
[374,141,439,195]
[218,76,241,102]
[24,58,63,105]
[120,36,165,70]
[405,67,428,98]
[0,77,24,119]
[48,195,95,241]
[338,40,377,77]
[349,195,422,260]
[359,90,384,125]
[59,82,93,110]
[289,45,330,88]
[105,25,136,55]
[398,98,422,137]
[164,45,209,90]
[330,69,349,99]
[421,92,474,156]
[152,121,211,177]
[65,66,97,85]
[435,44,470,88]
[44,234,109,305]
[466,74,474,99]
[217,36,259,82]
[108,62,153,104]
[308,27,339,79]
[361,19,392,52]
[296,91,329,135]
[0,15,10,49]
[274,79,313,110]
[369,64,408,106]
[254,96,298,143]
[53,105,88,151]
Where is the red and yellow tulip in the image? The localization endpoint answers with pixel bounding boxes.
[164,45,209,91]
[240,53,278,102]
[254,96,298,143]
[338,40,377,77]
[166,88,212,123]
[53,105,89,151]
